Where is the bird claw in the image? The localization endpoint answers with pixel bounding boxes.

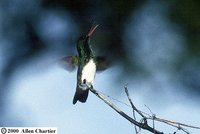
[79,79,92,90]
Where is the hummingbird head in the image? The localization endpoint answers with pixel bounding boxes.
[77,25,98,57]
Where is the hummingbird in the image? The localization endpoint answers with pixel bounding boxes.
[60,24,108,104]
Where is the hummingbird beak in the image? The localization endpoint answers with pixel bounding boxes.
[87,24,99,37]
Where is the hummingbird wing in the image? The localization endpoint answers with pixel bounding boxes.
[96,56,110,72]
[59,56,79,72]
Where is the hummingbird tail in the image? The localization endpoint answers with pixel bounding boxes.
[73,88,89,104]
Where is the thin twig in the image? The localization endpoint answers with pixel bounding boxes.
[124,86,145,118]
[99,90,131,108]
[144,105,156,134]
[124,86,138,133]
[154,117,200,129]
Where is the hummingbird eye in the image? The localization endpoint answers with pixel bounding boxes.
[78,36,87,41]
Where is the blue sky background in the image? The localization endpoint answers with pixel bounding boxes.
[0,0,200,134]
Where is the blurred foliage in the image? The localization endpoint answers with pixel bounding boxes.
[170,0,200,57]
[0,0,200,113]
[42,0,145,65]
[169,0,200,93]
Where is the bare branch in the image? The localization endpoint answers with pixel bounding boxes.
[89,86,200,134]
[89,87,164,134]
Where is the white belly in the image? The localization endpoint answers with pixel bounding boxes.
[81,59,96,85]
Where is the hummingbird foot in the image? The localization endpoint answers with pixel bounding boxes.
[79,79,93,90]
